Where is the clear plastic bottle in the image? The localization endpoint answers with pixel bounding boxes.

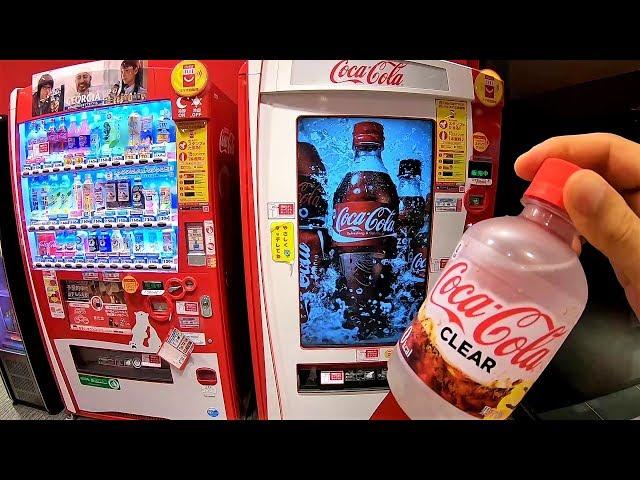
[72,174,83,217]
[381,158,589,420]
[82,174,95,216]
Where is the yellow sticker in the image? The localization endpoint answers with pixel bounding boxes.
[473,132,489,153]
[436,99,467,184]
[171,60,208,97]
[474,70,504,108]
[270,222,295,264]
[177,120,209,207]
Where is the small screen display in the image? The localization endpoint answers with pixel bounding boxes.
[143,281,163,290]
[468,160,493,180]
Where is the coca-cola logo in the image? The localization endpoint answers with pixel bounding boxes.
[329,60,406,86]
[299,242,312,289]
[411,252,427,277]
[299,181,325,209]
[219,127,235,155]
[429,261,567,372]
[333,203,396,238]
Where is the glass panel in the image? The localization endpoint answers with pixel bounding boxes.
[19,100,178,271]
[297,117,434,347]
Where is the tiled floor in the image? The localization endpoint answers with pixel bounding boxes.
[0,377,67,420]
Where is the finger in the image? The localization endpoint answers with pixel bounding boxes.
[514,133,640,191]
[564,169,640,287]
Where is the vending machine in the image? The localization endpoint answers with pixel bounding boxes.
[0,115,64,413]
[239,60,504,419]
[9,60,249,420]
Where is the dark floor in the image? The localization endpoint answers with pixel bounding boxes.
[0,377,67,420]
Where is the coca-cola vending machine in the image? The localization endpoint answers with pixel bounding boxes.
[9,60,250,419]
[239,60,504,419]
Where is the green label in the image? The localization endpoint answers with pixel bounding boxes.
[79,374,121,390]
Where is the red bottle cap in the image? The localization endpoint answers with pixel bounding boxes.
[353,121,384,147]
[523,157,582,212]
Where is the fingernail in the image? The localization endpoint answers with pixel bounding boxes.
[567,171,607,216]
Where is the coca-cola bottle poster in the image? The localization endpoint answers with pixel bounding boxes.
[297,117,434,347]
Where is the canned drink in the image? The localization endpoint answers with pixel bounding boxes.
[161,228,174,256]
[133,230,145,254]
[37,232,56,257]
[87,232,99,253]
[98,231,112,253]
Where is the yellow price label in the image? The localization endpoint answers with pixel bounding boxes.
[270,222,295,264]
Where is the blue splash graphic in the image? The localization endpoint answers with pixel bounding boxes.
[298,117,433,347]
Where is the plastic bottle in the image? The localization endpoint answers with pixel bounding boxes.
[57,117,68,153]
[146,230,159,254]
[98,230,112,253]
[26,123,38,162]
[76,231,88,256]
[161,228,174,259]
[94,173,106,212]
[37,120,49,162]
[46,119,58,158]
[117,177,131,208]
[131,177,144,210]
[159,183,171,211]
[72,174,83,216]
[30,179,41,214]
[87,231,99,253]
[381,158,589,420]
[67,115,79,153]
[111,229,124,254]
[78,113,91,156]
[64,231,76,258]
[82,174,95,216]
[155,109,173,144]
[132,229,145,255]
[90,112,102,158]
[144,184,158,216]
[58,175,72,217]
[47,175,60,218]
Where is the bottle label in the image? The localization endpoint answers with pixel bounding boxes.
[118,183,130,202]
[68,137,78,150]
[332,201,396,244]
[399,257,571,420]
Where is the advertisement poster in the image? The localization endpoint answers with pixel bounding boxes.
[32,60,149,116]
[297,117,434,346]
[63,280,132,335]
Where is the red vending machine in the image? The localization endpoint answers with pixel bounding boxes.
[9,60,249,420]
[239,60,504,419]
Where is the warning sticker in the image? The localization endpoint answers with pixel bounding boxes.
[268,202,296,219]
[177,121,209,209]
[270,222,295,264]
[436,100,468,185]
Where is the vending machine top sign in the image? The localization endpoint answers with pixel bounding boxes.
[239,60,504,420]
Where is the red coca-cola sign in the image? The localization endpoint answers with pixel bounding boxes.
[329,60,407,86]
[333,201,396,239]
[429,261,567,372]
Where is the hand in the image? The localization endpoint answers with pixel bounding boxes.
[514,133,640,318]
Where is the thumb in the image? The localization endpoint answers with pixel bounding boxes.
[564,170,640,288]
